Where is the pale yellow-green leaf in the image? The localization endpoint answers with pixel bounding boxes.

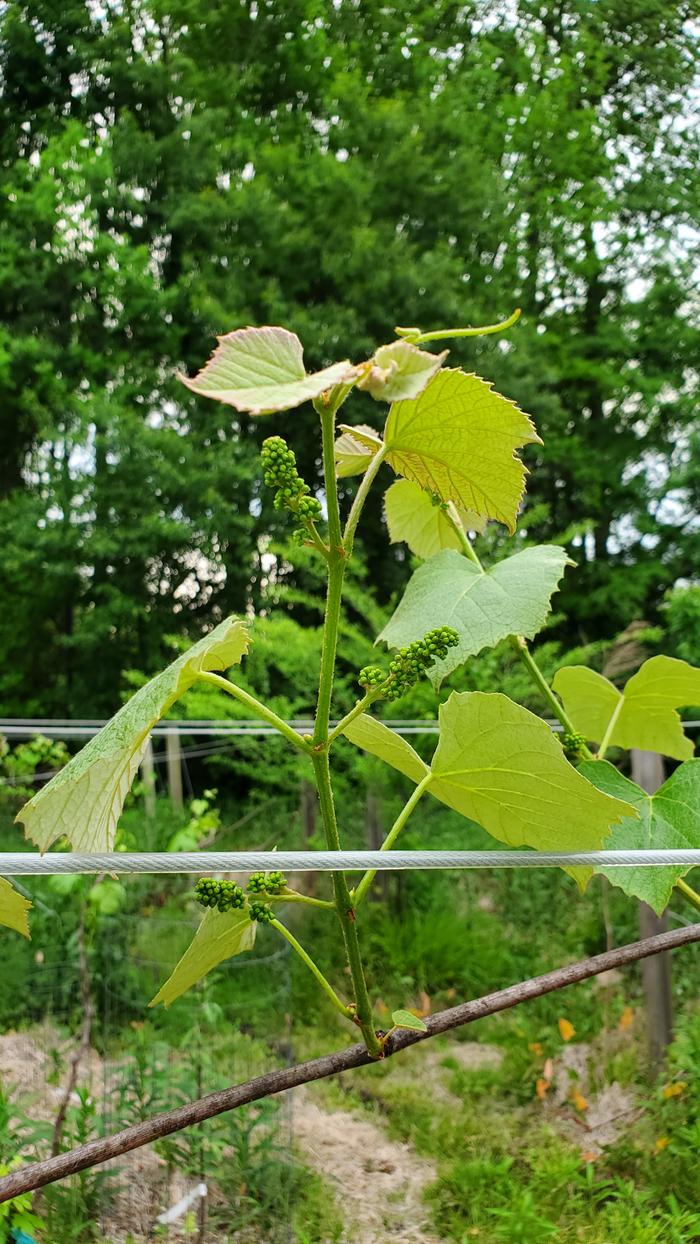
[344,694,635,882]
[17,618,250,853]
[0,878,31,938]
[334,423,384,478]
[553,656,700,760]
[343,715,429,785]
[358,341,447,402]
[580,759,700,915]
[384,479,485,560]
[149,907,257,1008]
[429,694,634,861]
[383,369,541,532]
[179,326,357,415]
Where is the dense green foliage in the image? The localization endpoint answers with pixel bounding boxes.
[1,0,697,715]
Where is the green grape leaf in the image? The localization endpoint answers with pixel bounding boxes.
[358,341,447,402]
[334,423,384,478]
[379,546,571,686]
[391,1009,428,1032]
[580,759,700,914]
[179,326,357,415]
[345,694,635,882]
[149,907,257,1008]
[343,715,429,785]
[429,694,634,864]
[17,618,250,853]
[0,878,31,938]
[384,480,486,561]
[553,656,700,760]
[383,369,541,532]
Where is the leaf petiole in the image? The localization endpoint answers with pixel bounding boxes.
[270,918,355,1018]
[343,446,388,557]
[198,671,312,755]
[674,878,700,915]
[352,773,433,908]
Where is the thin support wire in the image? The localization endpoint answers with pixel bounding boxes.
[1,850,700,875]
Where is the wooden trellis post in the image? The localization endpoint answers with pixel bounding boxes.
[166,730,184,811]
[140,736,157,818]
[631,749,673,1069]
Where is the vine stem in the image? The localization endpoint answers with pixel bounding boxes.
[311,404,383,1058]
[4,921,698,1204]
[198,672,311,755]
[270,918,354,1018]
[395,308,521,345]
[352,774,433,908]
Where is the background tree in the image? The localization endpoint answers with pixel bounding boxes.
[0,0,697,715]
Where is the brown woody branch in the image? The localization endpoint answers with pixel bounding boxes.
[1,921,698,1204]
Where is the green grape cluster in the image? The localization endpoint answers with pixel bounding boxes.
[562,730,588,762]
[260,436,322,538]
[247,870,287,895]
[194,878,246,912]
[248,900,274,924]
[384,627,460,700]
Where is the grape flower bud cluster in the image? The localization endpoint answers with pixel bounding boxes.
[359,626,459,701]
[248,900,274,924]
[246,870,287,895]
[194,878,246,912]
[561,730,588,763]
[260,436,322,541]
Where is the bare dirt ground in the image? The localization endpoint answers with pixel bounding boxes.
[291,1087,442,1244]
[1,1022,640,1241]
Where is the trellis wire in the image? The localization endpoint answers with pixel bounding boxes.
[2,849,700,875]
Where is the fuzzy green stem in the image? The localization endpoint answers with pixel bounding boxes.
[270,918,354,1018]
[352,774,432,908]
[343,447,388,557]
[395,308,521,345]
[313,752,382,1056]
[309,407,383,1058]
[674,878,700,914]
[198,672,311,755]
